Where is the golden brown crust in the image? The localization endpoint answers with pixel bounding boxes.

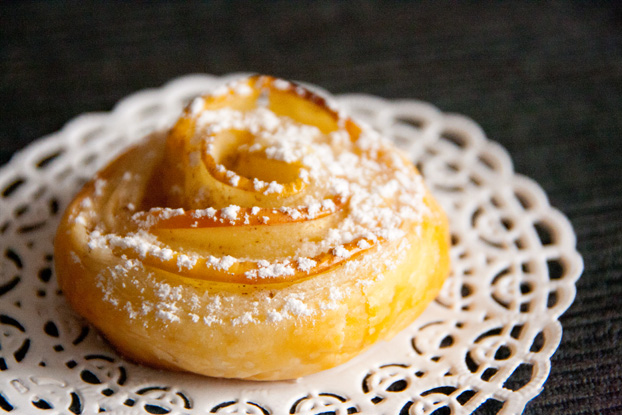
[54,75,450,380]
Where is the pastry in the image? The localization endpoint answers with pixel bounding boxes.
[54,75,450,380]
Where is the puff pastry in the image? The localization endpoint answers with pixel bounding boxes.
[54,75,450,380]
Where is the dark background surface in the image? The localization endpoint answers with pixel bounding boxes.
[1,2,621,414]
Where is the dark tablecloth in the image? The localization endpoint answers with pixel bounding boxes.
[1,2,620,414]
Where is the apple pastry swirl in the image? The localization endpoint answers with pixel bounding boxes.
[55,75,450,380]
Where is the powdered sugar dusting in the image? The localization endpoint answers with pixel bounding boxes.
[192,207,217,219]
[207,255,237,271]
[357,239,372,250]
[221,205,240,221]
[296,257,317,272]
[332,246,351,258]
[264,181,284,195]
[177,254,197,271]
[94,179,107,197]
[245,261,297,279]
[284,296,313,317]
[79,76,433,326]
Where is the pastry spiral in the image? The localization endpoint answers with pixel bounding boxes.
[54,75,450,380]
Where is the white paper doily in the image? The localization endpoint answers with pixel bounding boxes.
[0,74,583,415]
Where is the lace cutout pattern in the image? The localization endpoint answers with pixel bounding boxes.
[0,74,582,414]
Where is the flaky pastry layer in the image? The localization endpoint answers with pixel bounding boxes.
[55,75,450,380]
